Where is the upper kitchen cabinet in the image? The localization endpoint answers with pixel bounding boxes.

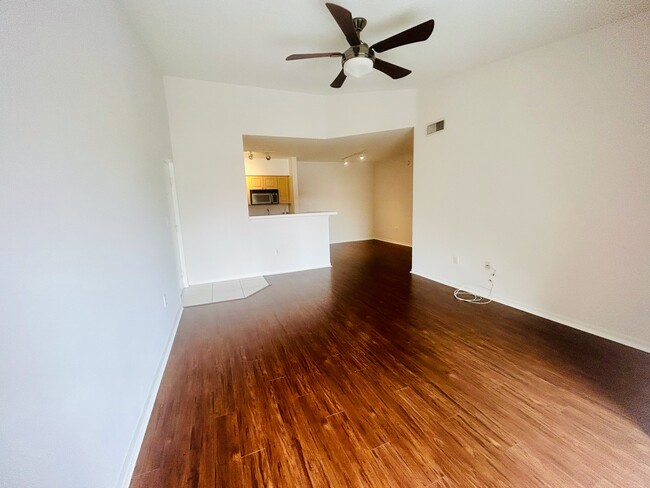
[245,175,292,205]
[245,175,284,191]
[248,176,264,190]
[263,176,278,189]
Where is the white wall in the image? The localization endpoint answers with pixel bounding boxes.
[413,10,650,351]
[164,76,416,284]
[249,214,333,272]
[374,156,414,246]
[325,90,416,139]
[0,1,181,487]
[298,161,375,243]
[244,156,290,175]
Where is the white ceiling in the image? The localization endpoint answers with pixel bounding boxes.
[243,128,413,163]
[119,0,650,94]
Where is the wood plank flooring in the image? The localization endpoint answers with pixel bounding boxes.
[131,240,650,487]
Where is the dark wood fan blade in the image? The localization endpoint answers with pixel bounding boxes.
[373,58,412,79]
[286,52,342,61]
[326,3,360,46]
[371,19,434,53]
[330,69,347,88]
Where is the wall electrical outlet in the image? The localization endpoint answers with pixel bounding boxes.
[453,255,460,265]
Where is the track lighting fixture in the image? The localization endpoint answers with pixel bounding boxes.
[248,151,254,160]
[341,150,366,164]
[265,153,271,161]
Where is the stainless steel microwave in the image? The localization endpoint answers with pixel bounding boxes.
[250,189,279,205]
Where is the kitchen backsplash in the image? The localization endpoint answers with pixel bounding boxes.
[248,204,290,216]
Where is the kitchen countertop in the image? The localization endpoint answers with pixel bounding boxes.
[249,211,337,220]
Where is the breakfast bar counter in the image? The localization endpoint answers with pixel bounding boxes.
[248,211,337,220]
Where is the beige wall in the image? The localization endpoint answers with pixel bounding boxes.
[296,156,414,246]
[374,156,414,246]
[297,161,375,243]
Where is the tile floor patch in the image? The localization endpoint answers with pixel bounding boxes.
[240,276,269,297]
[180,283,213,307]
[182,276,269,307]
[212,280,245,302]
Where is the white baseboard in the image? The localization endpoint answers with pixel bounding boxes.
[256,263,333,278]
[330,237,374,244]
[373,237,413,248]
[329,237,413,247]
[187,264,332,287]
[411,269,650,354]
[117,305,183,488]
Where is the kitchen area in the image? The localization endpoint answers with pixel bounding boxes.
[244,151,297,216]
[246,174,293,215]
[243,128,413,245]
[244,151,340,223]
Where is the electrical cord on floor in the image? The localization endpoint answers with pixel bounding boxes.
[454,266,496,305]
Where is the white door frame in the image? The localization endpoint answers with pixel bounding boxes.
[164,159,189,288]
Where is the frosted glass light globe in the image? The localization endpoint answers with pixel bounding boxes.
[343,57,374,78]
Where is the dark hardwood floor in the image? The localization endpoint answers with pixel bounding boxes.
[131,240,650,487]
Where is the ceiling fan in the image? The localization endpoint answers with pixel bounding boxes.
[286,3,435,88]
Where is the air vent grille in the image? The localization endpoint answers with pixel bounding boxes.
[427,120,445,135]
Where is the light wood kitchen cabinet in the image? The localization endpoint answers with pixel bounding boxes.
[263,176,278,189]
[248,176,263,190]
[245,176,251,204]
[277,176,291,204]
[246,175,285,190]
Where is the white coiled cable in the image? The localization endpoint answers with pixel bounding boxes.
[454,266,496,305]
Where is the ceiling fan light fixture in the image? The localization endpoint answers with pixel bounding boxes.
[343,56,374,78]
[285,4,434,88]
